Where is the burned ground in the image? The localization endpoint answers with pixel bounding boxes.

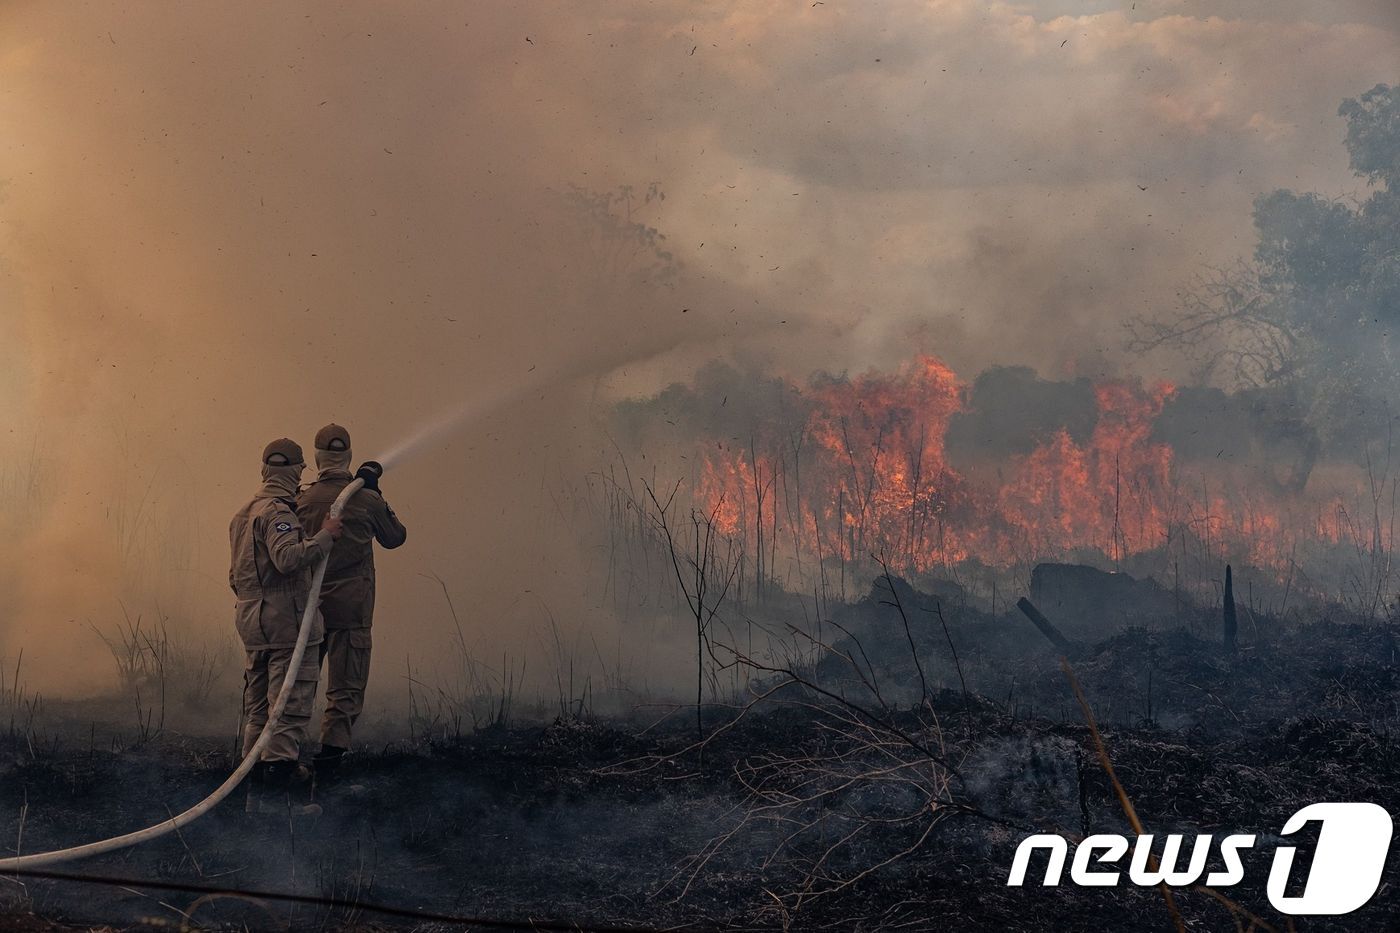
[0,578,1398,931]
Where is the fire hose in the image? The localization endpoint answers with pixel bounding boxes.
[0,474,371,870]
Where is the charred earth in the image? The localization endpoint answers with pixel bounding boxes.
[0,569,1397,931]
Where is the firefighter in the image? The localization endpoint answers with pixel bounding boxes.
[230,437,342,816]
[297,423,407,790]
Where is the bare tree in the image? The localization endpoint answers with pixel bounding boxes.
[643,479,740,743]
[1125,262,1299,389]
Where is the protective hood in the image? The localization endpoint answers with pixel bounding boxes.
[258,462,303,499]
[315,446,353,474]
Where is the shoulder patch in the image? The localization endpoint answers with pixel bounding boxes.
[275,521,293,532]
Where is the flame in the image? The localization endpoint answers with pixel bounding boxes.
[690,354,1358,581]
[996,381,1174,563]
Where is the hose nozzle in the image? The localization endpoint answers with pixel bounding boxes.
[353,460,384,495]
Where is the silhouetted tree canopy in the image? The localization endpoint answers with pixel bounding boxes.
[1340,83,1400,187]
[1129,83,1400,457]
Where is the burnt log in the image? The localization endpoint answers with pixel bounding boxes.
[1016,597,1080,657]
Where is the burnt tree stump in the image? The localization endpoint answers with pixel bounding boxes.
[1223,564,1238,656]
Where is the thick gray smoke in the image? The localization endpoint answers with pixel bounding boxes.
[0,1,1396,702]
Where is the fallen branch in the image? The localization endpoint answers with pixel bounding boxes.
[1016,598,1079,657]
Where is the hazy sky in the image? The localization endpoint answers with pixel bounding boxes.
[0,1,1395,693]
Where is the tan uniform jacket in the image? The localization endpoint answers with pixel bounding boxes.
[229,492,334,650]
[296,469,406,629]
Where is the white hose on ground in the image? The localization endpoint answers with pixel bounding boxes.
[0,477,366,870]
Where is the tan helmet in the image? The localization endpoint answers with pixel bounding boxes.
[262,437,305,466]
[315,423,351,452]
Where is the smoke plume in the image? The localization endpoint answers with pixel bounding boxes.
[0,1,1396,699]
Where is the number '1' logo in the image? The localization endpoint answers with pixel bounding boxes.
[1267,802,1392,915]
[1008,801,1393,916]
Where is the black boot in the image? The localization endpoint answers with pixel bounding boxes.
[313,744,346,786]
[314,744,365,799]
[251,761,323,817]
[244,761,268,815]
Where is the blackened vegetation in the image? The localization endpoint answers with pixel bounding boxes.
[0,567,1398,930]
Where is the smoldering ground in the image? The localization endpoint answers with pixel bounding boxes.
[4,577,1400,930]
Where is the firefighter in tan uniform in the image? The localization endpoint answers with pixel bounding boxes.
[230,437,342,815]
[296,423,407,788]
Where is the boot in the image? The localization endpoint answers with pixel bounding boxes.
[244,761,268,815]
[313,744,366,799]
[248,760,323,818]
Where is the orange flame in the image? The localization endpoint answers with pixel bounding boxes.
[691,354,1358,580]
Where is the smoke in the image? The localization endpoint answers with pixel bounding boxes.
[0,2,1396,697]
[0,1,722,692]
[947,370,1329,493]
